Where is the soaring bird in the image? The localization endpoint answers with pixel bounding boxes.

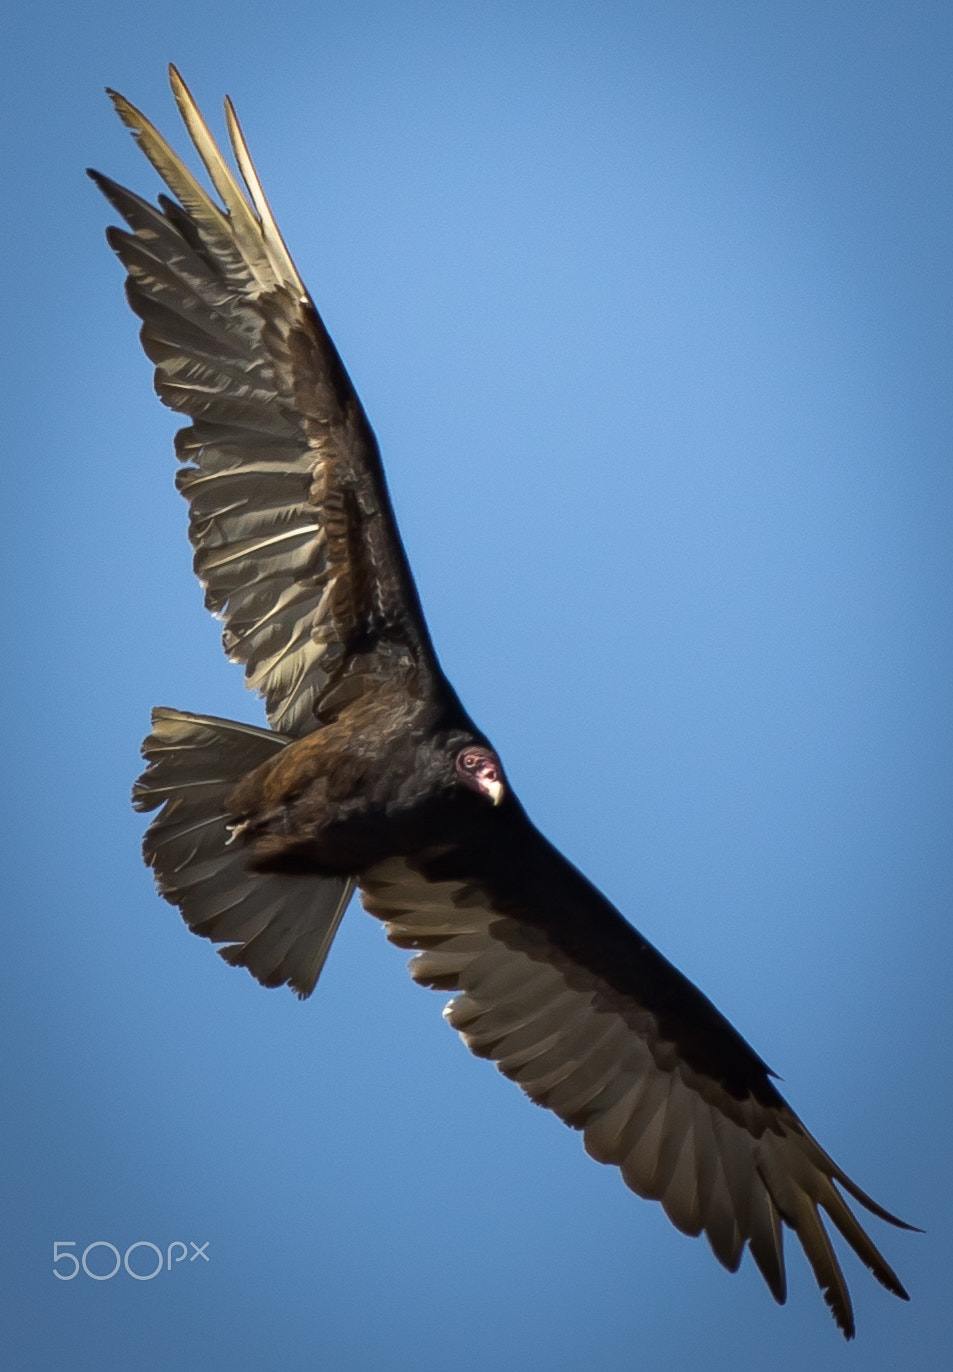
[91,66,914,1339]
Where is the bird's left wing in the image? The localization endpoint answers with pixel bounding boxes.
[91,68,439,735]
[359,828,912,1339]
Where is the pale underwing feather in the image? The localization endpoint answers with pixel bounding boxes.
[94,69,435,737]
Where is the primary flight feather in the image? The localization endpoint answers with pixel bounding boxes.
[92,66,914,1339]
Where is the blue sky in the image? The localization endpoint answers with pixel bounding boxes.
[3,2,951,1367]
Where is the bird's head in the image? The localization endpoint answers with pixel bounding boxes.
[454,744,505,806]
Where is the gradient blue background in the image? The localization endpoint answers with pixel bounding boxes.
[3,2,950,1367]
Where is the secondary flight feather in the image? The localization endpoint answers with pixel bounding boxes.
[91,66,914,1339]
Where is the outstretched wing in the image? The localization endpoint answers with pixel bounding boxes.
[91,66,438,735]
[360,824,913,1340]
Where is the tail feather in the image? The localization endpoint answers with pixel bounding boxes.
[134,707,353,997]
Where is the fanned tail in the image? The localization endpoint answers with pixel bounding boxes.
[134,707,353,997]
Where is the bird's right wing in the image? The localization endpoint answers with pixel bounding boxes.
[92,68,440,736]
[360,830,913,1339]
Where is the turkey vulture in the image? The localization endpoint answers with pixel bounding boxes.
[91,66,913,1339]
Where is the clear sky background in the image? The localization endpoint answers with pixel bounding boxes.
[2,2,950,1368]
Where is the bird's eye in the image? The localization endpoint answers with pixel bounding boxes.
[464,752,480,769]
